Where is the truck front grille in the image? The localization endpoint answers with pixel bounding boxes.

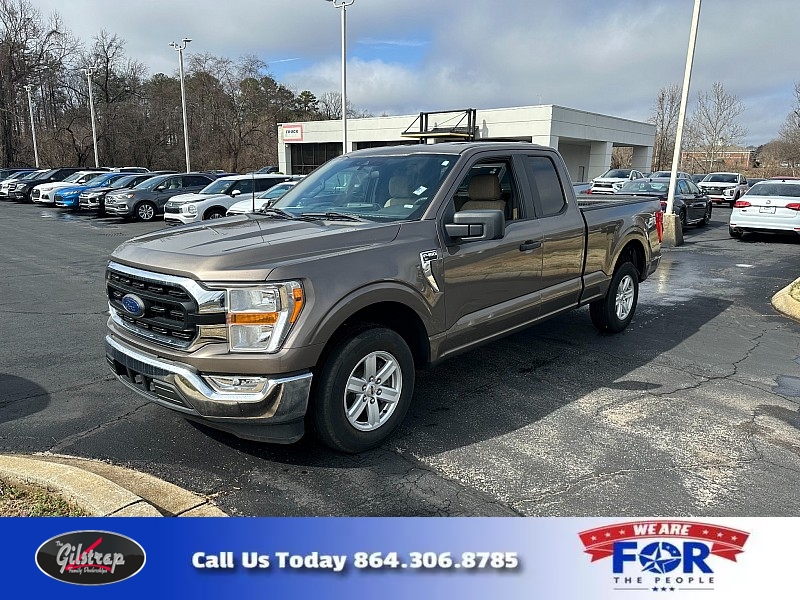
[107,270,197,346]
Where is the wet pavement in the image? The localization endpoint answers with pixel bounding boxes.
[1,201,799,516]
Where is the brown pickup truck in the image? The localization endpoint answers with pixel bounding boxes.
[105,143,663,452]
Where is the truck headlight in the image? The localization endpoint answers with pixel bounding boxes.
[185,204,197,214]
[226,282,304,352]
[723,188,734,197]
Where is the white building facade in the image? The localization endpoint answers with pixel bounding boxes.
[277,105,655,183]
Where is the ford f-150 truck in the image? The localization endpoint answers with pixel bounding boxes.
[105,143,663,453]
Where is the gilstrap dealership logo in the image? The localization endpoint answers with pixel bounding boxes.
[578,520,749,593]
[36,530,146,585]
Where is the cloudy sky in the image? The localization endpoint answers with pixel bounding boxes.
[31,0,800,146]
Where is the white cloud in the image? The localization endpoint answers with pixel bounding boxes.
[30,0,800,145]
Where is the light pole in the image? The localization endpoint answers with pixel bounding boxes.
[22,84,39,168]
[84,65,99,167]
[665,0,702,247]
[169,38,192,172]
[325,0,354,154]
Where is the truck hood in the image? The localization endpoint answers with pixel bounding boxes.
[110,214,402,281]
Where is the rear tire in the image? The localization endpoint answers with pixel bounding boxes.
[590,262,639,334]
[312,327,415,453]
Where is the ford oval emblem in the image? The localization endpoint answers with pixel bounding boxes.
[35,530,146,585]
[121,293,145,317]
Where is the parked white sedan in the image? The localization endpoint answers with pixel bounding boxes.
[226,181,299,215]
[729,179,800,238]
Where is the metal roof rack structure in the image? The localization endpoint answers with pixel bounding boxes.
[401,108,477,143]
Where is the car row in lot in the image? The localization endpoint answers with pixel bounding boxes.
[0,166,304,223]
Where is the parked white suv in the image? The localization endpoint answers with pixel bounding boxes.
[163,174,301,225]
[697,172,748,207]
[589,168,645,194]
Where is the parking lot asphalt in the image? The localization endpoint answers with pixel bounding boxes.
[1,202,800,517]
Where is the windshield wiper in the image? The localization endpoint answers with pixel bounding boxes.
[299,211,365,222]
[258,208,297,220]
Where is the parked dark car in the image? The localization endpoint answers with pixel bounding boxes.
[103,172,214,221]
[0,168,35,181]
[616,176,712,228]
[9,167,85,203]
[79,171,176,215]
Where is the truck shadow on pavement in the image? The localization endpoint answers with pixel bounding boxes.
[201,294,734,464]
[0,374,49,424]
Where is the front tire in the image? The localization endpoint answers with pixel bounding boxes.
[134,201,157,222]
[590,262,639,333]
[312,327,415,453]
[204,208,226,220]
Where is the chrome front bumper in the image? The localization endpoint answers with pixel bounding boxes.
[105,335,312,443]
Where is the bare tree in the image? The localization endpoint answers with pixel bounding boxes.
[649,83,681,171]
[316,90,372,120]
[776,82,800,171]
[0,0,76,166]
[689,81,747,172]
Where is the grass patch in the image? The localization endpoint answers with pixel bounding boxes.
[790,281,800,303]
[0,478,88,516]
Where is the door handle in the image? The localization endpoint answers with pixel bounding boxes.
[519,240,542,252]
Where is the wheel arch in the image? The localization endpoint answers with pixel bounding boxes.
[310,285,433,371]
[203,205,229,219]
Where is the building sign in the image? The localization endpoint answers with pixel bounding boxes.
[282,124,303,142]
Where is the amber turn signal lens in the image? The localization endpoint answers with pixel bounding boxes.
[227,312,279,325]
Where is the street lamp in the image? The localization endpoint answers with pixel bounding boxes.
[83,65,99,168]
[22,84,39,168]
[665,0,702,247]
[169,38,192,172]
[325,0,354,154]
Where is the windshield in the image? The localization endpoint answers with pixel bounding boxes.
[110,175,142,189]
[600,169,632,178]
[257,183,295,199]
[133,175,170,190]
[619,180,669,194]
[62,172,87,183]
[746,183,800,197]
[271,153,457,222]
[704,174,738,183]
[198,178,238,194]
[21,170,47,180]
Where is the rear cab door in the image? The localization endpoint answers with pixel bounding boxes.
[518,150,586,319]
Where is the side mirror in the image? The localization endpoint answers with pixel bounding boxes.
[155,185,165,191]
[230,189,241,197]
[444,209,505,243]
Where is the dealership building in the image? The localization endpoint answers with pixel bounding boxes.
[277,105,655,183]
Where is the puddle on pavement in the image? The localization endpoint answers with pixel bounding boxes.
[774,375,800,398]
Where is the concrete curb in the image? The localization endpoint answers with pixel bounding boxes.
[771,278,800,323]
[0,453,227,517]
